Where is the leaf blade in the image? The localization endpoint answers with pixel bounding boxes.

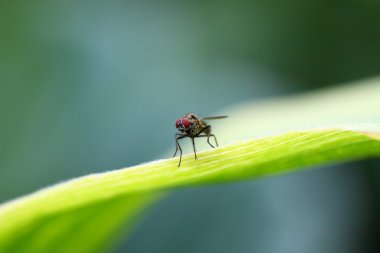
[1,128,380,252]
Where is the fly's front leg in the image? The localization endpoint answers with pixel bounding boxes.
[173,133,185,157]
[173,133,187,167]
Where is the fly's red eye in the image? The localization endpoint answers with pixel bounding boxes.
[175,119,181,128]
[182,118,191,128]
[175,118,191,129]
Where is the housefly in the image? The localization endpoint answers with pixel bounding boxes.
[173,113,227,167]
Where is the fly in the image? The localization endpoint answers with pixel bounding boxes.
[173,113,228,167]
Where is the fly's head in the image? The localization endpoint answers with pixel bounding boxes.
[175,118,192,133]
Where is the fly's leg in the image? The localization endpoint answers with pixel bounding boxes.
[206,135,215,148]
[208,134,218,147]
[194,125,218,148]
[191,137,198,160]
[173,134,187,167]
[173,133,186,157]
[195,134,219,148]
[173,135,179,157]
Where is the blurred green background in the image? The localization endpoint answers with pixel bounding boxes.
[1,0,380,252]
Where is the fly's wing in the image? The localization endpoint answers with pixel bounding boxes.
[200,116,228,121]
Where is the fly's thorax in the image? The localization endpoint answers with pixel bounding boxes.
[184,113,199,122]
[188,120,210,136]
[200,121,211,135]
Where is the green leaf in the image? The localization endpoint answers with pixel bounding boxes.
[1,129,380,253]
[1,78,380,253]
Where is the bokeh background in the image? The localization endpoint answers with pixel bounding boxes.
[1,1,380,252]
